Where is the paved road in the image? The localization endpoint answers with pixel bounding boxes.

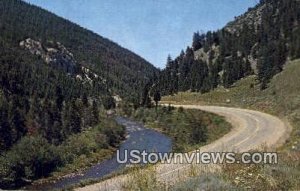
[76,105,289,191]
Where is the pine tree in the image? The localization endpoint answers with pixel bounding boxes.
[192,31,202,51]
[69,100,81,133]
[62,102,71,138]
[82,93,89,107]
[0,101,12,150]
[141,82,152,108]
[91,100,99,125]
[10,107,26,142]
[55,86,64,111]
[166,55,173,68]
[153,91,161,109]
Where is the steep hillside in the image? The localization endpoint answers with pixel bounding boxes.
[162,59,300,190]
[155,0,300,95]
[0,0,158,187]
[0,0,159,150]
[0,0,158,99]
[163,59,300,152]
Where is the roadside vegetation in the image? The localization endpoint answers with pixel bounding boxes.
[122,165,166,191]
[121,105,231,152]
[222,152,300,190]
[122,151,300,191]
[122,162,234,191]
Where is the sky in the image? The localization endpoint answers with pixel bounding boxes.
[24,0,258,69]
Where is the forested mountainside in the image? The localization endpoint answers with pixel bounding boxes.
[0,0,158,185]
[0,0,158,151]
[0,0,158,98]
[155,0,300,95]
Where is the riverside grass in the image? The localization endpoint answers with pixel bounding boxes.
[122,105,231,153]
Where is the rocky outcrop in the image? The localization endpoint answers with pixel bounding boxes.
[193,4,266,74]
[20,38,106,86]
[20,38,77,74]
[225,4,266,34]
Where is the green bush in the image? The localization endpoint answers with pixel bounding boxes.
[0,136,60,188]
[102,96,116,110]
[0,118,125,189]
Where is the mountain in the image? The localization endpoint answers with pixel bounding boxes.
[0,0,158,99]
[155,0,300,96]
[0,0,158,153]
[0,0,159,187]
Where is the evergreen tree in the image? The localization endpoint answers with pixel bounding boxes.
[192,31,202,51]
[55,86,64,111]
[82,93,89,107]
[91,100,99,125]
[69,100,81,133]
[153,91,161,109]
[0,101,12,150]
[102,96,116,110]
[166,55,173,68]
[10,107,26,142]
[141,82,152,108]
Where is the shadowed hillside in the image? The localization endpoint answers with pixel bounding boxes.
[0,0,158,188]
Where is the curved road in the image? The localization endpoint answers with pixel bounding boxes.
[76,105,289,191]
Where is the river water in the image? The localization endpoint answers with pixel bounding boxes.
[27,117,172,190]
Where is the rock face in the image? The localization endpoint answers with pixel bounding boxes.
[20,38,78,74]
[225,4,266,34]
[20,38,106,86]
[193,4,266,75]
[194,44,220,63]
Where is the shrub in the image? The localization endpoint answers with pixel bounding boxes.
[102,96,116,110]
[0,136,60,188]
[178,107,184,113]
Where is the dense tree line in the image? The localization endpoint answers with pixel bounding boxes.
[256,0,299,88]
[0,44,128,187]
[0,120,125,189]
[0,44,105,150]
[156,0,300,95]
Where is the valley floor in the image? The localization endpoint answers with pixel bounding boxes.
[76,59,300,191]
[75,105,290,191]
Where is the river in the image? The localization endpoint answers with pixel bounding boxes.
[27,117,172,190]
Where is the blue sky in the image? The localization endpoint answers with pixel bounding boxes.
[24,0,257,68]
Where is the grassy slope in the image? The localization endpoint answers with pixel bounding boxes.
[161,59,300,190]
[163,59,300,150]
